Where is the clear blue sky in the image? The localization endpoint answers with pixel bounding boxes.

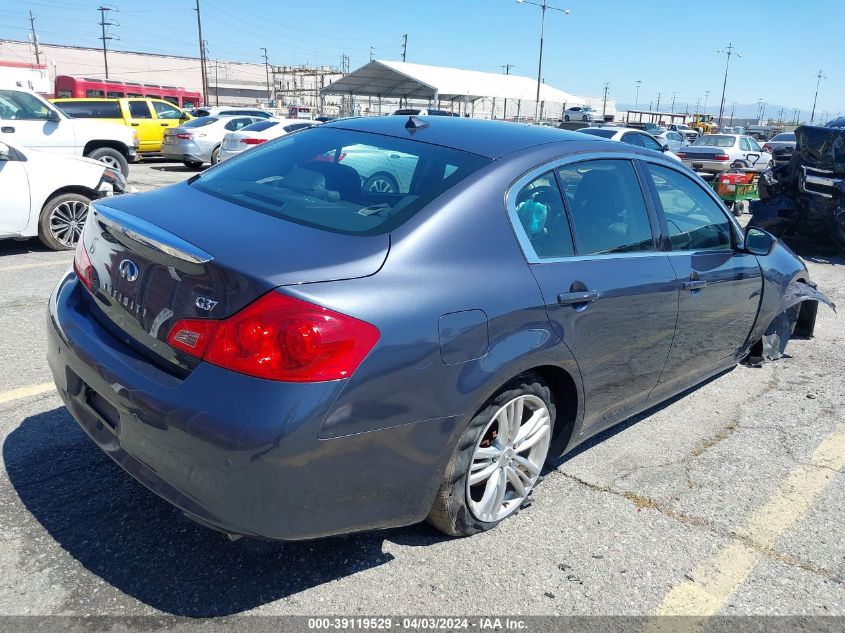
[2,0,842,117]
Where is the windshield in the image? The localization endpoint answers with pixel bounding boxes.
[578,128,616,139]
[191,127,491,236]
[771,133,795,142]
[692,135,736,147]
[182,116,218,128]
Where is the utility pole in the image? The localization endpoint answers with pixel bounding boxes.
[655,92,662,111]
[401,34,407,62]
[194,0,208,106]
[502,64,514,120]
[601,82,610,119]
[729,101,736,126]
[670,91,678,113]
[703,90,710,112]
[28,12,41,65]
[716,43,740,128]
[810,68,825,124]
[97,6,117,79]
[634,80,641,110]
[695,97,701,113]
[369,46,374,62]
[261,48,272,102]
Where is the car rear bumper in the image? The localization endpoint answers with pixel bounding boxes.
[47,272,458,540]
[682,159,732,174]
[217,147,243,162]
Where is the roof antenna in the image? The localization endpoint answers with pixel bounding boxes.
[405,115,429,132]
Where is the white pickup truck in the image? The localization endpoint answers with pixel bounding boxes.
[0,87,138,177]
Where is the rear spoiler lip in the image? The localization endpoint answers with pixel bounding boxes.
[92,204,214,265]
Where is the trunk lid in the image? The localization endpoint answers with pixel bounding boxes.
[80,182,389,374]
[682,146,728,160]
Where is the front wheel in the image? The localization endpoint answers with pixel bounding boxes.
[210,146,220,165]
[38,192,91,250]
[86,147,129,178]
[427,375,555,536]
[582,115,589,121]
[363,172,399,193]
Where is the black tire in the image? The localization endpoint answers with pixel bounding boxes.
[363,172,399,193]
[86,147,129,178]
[582,115,589,121]
[183,160,204,170]
[38,192,92,251]
[564,115,570,121]
[210,146,221,165]
[427,373,556,537]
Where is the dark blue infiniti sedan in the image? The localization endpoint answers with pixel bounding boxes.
[48,116,820,540]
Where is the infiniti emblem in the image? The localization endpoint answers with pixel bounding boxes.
[118,259,139,282]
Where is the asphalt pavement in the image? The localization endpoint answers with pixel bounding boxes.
[0,162,843,622]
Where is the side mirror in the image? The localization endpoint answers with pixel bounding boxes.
[47,109,62,123]
[180,113,191,121]
[744,226,776,256]
[662,143,671,152]
[0,142,10,161]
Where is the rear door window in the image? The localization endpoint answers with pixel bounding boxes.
[556,159,655,255]
[190,127,490,236]
[128,100,153,119]
[621,132,644,147]
[510,172,575,259]
[224,117,255,131]
[646,163,732,250]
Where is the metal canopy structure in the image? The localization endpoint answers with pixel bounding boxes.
[322,60,582,104]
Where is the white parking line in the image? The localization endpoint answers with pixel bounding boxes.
[653,424,845,617]
[0,260,72,273]
[0,382,56,405]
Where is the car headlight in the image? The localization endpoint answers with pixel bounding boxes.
[97,167,127,196]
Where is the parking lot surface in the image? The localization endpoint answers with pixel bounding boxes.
[0,162,843,619]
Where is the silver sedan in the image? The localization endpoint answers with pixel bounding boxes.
[161,115,264,168]
[677,134,773,176]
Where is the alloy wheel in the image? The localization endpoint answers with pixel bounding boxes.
[97,155,121,169]
[49,199,89,247]
[367,177,397,193]
[466,394,551,523]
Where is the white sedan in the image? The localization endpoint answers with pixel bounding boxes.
[218,118,319,162]
[677,134,773,176]
[0,139,125,250]
[576,126,682,161]
[562,106,598,122]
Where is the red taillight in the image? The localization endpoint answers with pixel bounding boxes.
[677,152,687,159]
[714,154,730,161]
[73,238,94,292]
[240,137,266,145]
[175,133,193,140]
[167,292,379,382]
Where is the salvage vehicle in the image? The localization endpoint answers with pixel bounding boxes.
[161,115,264,167]
[689,113,716,135]
[218,118,319,162]
[49,116,823,541]
[763,132,797,168]
[751,124,845,250]
[0,87,138,177]
[653,130,689,152]
[563,105,598,122]
[677,134,772,177]
[0,139,125,250]
[667,123,699,142]
[189,106,274,119]
[52,97,191,154]
[577,126,681,160]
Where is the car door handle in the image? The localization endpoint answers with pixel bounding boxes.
[160,123,169,126]
[682,279,707,290]
[557,290,600,306]
[1,126,14,133]
[131,122,140,126]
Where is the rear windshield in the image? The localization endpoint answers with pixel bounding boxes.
[578,128,616,139]
[191,127,491,236]
[771,133,795,142]
[182,116,218,128]
[55,100,122,118]
[242,120,279,132]
[693,135,736,147]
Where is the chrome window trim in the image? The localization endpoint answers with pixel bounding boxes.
[505,150,678,265]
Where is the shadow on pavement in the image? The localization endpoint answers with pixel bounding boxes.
[150,164,205,173]
[4,407,402,616]
[0,239,54,257]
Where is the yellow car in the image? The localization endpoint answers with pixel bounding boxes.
[51,97,191,154]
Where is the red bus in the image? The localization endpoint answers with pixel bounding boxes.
[54,75,203,108]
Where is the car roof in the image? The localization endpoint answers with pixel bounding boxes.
[322,116,588,159]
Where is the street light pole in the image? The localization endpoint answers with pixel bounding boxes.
[634,80,641,110]
[716,43,740,128]
[516,0,569,123]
